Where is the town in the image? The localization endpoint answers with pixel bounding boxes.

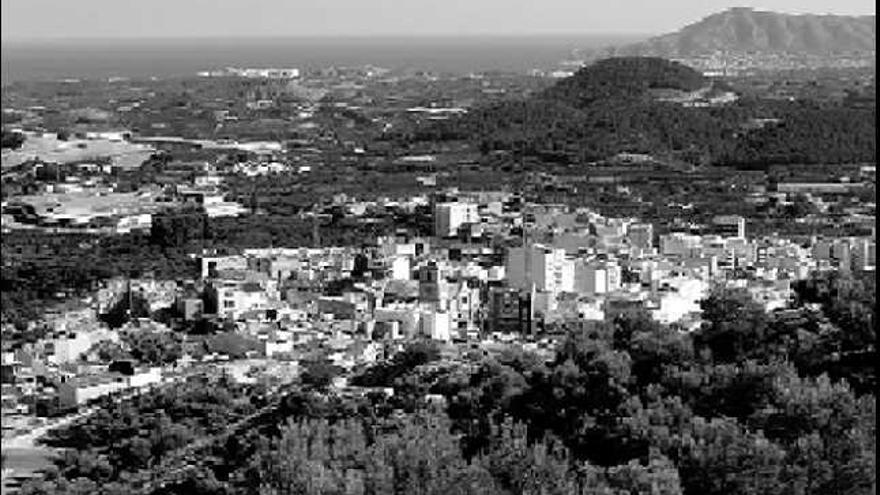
[1,6,876,494]
[2,128,875,490]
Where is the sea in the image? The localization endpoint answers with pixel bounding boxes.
[1,35,645,83]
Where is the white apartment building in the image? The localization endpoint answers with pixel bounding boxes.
[420,310,452,342]
[212,280,279,320]
[575,263,607,295]
[49,328,120,364]
[852,238,876,271]
[445,281,482,330]
[711,215,746,239]
[660,233,703,258]
[651,277,709,325]
[573,260,621,295]
[389,256,412,281]
[435,202,479,237]
[626,223,654,250]
[507,244,575,294]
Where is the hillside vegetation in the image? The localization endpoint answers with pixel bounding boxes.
[416,57,875,167]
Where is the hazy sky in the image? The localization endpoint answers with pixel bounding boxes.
[1,0,875,41]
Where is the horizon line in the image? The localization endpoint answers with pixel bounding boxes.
[1,32,653,45]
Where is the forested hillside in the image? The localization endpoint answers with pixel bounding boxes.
[417,57,875,167]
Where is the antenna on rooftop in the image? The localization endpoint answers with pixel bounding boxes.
[521,101,526,172]
[312,215,321,248]
[126,276,133,320]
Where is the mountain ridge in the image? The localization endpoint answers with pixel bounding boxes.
[608,8,875,57]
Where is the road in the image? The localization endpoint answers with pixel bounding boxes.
[1,380,170,493]
[135,382,294,494]
[2,365,281,493]
[3,405,99,450]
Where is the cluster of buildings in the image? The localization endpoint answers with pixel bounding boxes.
[1,162,249,232]
[198,67,301,79]
[1,309,163,421]
[0,180,874,493]
[650,85,740,108]
[672,51,876,76]
[189,189,873,340]
[2,176,875,424]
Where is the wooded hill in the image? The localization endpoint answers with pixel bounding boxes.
[413,57,875,167]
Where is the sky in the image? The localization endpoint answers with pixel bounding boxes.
[1,0,875,41]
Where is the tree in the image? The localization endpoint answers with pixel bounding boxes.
[663,360,792,421]
[257,412,503,495]
[205,332,261,359]
[83,340,129,363]
[352,340,441,387]
[1,130,26,149]
[300,360,342,390]
[603,453,683,495]
[150,206,211,249]
[612,313,695,389]
[749,373,876,493]
[676,417,787,495]
[784,193,818,218]
[123,331,182,365]
[477,419,580,495]
[440,359,529,456]
[792,271,876,393]
[696,288,771,363]
[510,332,636,465]
[98,290,152,329]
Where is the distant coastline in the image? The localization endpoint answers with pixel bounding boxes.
[1,34,647,83]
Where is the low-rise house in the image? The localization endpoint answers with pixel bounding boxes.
[57,373,127,408]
